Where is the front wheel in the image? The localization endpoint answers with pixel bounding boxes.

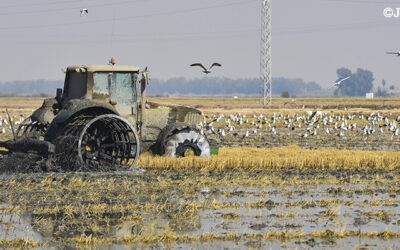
[164,128,210,157]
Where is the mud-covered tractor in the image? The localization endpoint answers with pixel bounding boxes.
[1,63,210,170]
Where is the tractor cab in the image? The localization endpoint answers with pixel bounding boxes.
[61,65,143,116]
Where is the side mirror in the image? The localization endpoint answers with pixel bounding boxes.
[141,67,150,85]
[56,88,63,103]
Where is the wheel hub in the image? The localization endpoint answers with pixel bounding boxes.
[183,146,195,157]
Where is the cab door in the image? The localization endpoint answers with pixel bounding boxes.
[108,72,137,116]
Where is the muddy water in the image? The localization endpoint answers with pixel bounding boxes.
[0,170,399,248]
[0,204,43,242]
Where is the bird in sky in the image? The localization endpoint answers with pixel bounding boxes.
[190,63,221,74]
[80,8,88,16]
[387,51,400,56]
[329,76,351,89]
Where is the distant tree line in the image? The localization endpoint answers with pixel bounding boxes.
[147,77,323,96]
[0,70,392,97]
[375,79,396,97]
[0,77,324,96]
[0,79,63,96]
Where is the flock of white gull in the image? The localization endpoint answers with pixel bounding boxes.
[201,111,400,140]
[0,114,25,134]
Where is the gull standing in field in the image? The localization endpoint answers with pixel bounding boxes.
[190,63,221,74]
[80,8,88,16]
[329,76,351,89]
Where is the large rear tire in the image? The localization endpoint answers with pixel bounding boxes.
[53,114,140,171]
[77,115,140,169]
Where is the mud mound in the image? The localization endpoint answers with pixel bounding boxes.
[0,153,45,174]
[0,152,124,174]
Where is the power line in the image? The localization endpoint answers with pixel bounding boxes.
[1,0,393,33]
[0,32,260,44]
[0,19,396,42]
[318,0,400,4]
[274,20,399,35]
[0,29,260,38]
[0,0,235,10]
[0,18,396,40]
[0,0,95,9]
[0,0,258,30]
[0,0,150,16]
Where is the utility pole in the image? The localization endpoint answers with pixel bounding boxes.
[260,0,271,105]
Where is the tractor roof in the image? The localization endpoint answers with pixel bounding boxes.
[65,65,140,73]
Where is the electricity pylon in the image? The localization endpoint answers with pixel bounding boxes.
[260,0,271,105]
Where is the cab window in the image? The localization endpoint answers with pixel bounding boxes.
[64,72,87,99]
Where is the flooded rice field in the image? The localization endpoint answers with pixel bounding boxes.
[0,107,400,248]
[0,169,399,248]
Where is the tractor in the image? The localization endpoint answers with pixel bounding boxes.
[0,61,210,170]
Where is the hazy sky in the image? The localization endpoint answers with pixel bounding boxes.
[1,0,400,89]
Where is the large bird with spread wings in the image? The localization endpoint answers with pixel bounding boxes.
[190,63,221,74]
[80,8,88,16]
[329,76,351,89]
[387,51,400,56]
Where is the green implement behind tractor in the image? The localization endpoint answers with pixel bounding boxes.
[0,62,210,170]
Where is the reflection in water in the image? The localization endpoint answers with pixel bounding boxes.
[0,204,43,242]
[0,170,400,248]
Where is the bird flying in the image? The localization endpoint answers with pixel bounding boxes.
[80,8,88,16]
[387,51,400,56]
[190,63,221,74]
[329,76,351,89]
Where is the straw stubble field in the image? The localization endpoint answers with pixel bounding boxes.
[0,97,400,248]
